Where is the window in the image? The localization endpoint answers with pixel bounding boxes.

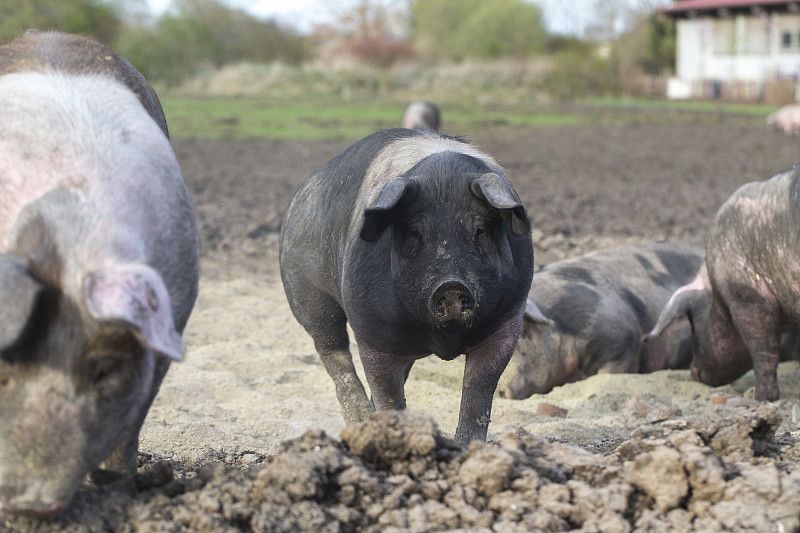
[783,31,793,48]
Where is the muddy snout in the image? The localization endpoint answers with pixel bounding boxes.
[430,280,475,326]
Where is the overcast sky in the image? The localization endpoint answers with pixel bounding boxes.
[144,0,630,37]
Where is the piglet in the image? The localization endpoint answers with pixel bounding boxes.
[0,30,199,513]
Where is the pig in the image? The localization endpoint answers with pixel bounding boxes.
[499,241,703,399]
[767,104,800,135]
[0,31,199,513]
[280,128,533,443]
[644,165,800,401]
[401,101,441,132]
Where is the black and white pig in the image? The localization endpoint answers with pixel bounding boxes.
[0,31,199,513]
[280,128,533,443]
[644,165,800,401]
[499,242,703,399]
[401,101,441,132]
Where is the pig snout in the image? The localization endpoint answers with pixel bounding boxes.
[0,384,86,515]
[0,484,68,516]
[430,280,475,325]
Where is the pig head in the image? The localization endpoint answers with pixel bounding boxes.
[0,31,198,514]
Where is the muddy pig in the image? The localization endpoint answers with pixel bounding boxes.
[280,128,533,443]
[499,242,703,399]
[0,31,199,513]
[644,165,800,401]
[401,101,441,132]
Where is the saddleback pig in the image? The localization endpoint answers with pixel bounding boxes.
[280,128,533,443]
[0,31,199,513]
[500,241,703,399]
[644,165,800,401]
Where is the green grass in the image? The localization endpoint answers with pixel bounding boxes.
[160,95,772,141]
[161,97,404,140]
[581,97,778,116]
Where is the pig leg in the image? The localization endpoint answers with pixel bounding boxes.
[458,315,523,443]
[316,328,374,424]
[284,276,374,423]
[724,293,782,401]
[97,357,170,473]
[358,346,419,411]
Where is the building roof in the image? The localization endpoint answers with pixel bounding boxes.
[662,0,800,16]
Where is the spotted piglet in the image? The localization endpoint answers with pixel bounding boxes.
[501,242,703,399]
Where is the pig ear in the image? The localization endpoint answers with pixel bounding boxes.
[361,176,419,241]
[470,173,530,235]
[84,264,184,361]
[0,254,42,351]
[524,299,554,326]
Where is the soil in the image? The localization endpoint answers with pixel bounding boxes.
[6,110,800,532]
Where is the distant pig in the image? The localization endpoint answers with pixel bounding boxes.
[644,165,800,401]
[401,101,441,132]
[499,242,703,399]
[280,128,533,443]
[767,104,800,135]
[0,31,199,513]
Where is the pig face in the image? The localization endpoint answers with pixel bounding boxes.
[358,153,529,355]
[0,254,181,513]
[500,301,584,398]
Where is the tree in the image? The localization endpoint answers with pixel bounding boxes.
[115,0,310,85]
[0,0,121,45]
[410,0,546,61]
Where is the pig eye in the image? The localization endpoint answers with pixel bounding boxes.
[87,356,127,396]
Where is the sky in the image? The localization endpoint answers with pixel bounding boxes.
[144,0,619,37]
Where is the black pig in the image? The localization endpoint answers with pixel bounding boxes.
[280,128,533,442]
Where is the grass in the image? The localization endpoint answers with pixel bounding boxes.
[581,96,777,116]
[160,94,773,141]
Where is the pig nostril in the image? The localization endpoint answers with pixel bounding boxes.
[431,281,474,320]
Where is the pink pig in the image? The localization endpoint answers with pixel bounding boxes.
[0,31,198,514]
[767,104,800,135]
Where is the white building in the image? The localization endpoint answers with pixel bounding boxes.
[662,0,800,100]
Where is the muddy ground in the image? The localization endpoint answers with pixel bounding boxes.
[6,109,800,532]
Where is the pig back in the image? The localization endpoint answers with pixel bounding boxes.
[706,167,800,325]
[531,242,703,370]
[0,30,168,137]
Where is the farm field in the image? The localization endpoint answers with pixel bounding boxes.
[8,106,800,532]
